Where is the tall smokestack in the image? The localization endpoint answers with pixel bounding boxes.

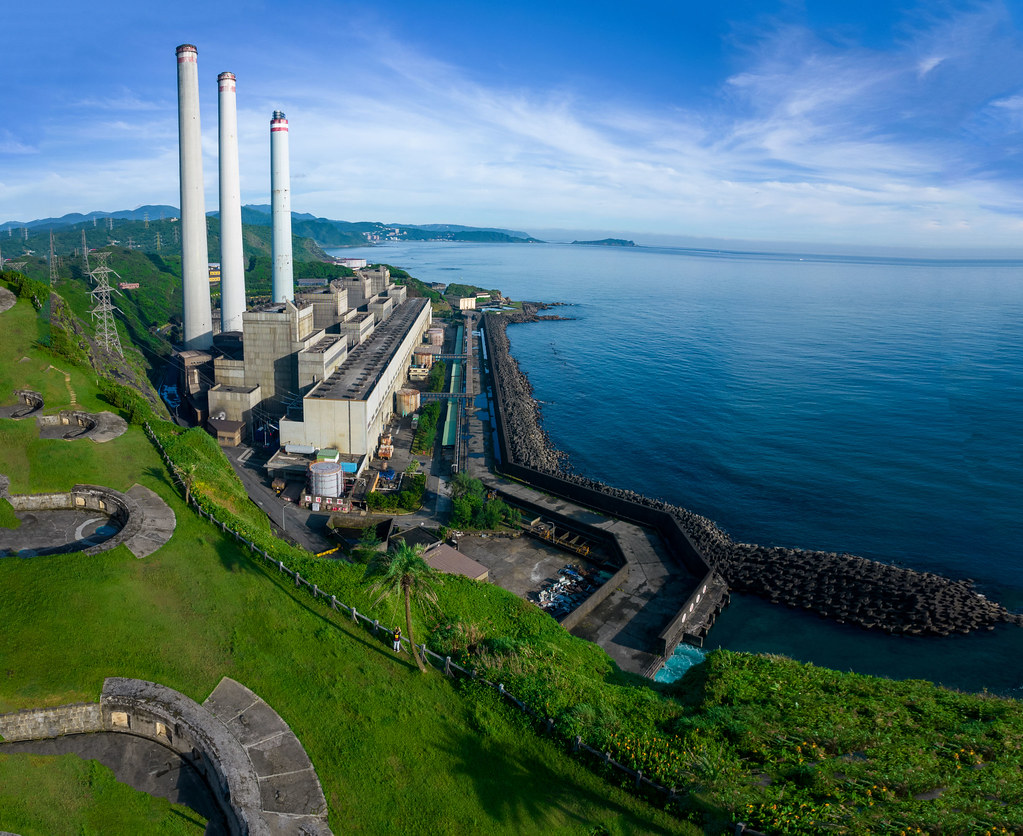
[218,72,245,333]
[176,44,213,349]
[270,110,293,303]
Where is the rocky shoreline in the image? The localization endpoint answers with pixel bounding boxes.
[485,312,1022,638]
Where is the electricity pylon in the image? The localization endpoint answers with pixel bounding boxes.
[88,252,124,357]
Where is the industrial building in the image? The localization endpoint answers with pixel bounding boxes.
[173,43,436,469]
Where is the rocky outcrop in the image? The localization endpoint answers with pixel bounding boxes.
[485,313,1022,638]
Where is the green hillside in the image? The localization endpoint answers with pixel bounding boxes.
[0,283,685,835]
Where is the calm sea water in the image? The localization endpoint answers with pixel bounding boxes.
[330,241,1023,695]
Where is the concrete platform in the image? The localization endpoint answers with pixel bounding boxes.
[203,677,330,835]
[0,508,120,558]
[123,484,176,559]
[36,410,127,443]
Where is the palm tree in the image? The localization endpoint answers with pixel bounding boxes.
[364,543,439,672]
[179,461,199,507]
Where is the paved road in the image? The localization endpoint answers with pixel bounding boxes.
[222,446,334,553]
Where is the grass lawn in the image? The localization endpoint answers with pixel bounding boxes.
[0,754,206,835]
[0,292,687,834]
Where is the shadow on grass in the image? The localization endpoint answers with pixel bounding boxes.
[251,556,420,673]
[433,722,678,835]
[143,464,177,492]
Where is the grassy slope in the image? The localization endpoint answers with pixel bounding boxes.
[0,754,205,836]
[0,293,685,835]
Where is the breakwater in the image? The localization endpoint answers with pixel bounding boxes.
[485,312,1021,638]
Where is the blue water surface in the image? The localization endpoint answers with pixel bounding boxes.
[330,241,1023,694]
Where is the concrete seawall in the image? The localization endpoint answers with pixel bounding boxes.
[484,312,1021,639]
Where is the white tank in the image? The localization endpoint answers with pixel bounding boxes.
[218,72,245,334]
[270,110,293,304]
[308,460,343,498]
[176,44,214,349]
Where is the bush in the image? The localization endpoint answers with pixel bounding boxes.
[98,378,153,425]
[411,402,441,454]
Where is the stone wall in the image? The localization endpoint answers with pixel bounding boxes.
[0,703,102,741]
[100,677,258,836]
[6,484,144,557]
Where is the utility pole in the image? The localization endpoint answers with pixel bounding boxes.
[88,252,124,357]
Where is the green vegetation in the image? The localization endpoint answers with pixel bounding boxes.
[448,471,520,530]
[0,754,206,835]
[571,238,636,247]
[411,402,442,454]
[446,282,499,301]
[364,542,439,672]
[378,264,444,302]
[0,497,20,529]
[0,293,683,834]
[428,359,447,392]
[5,284,1023,834]
[365,472,427,513]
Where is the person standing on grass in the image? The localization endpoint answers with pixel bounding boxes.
[392,626,402,652]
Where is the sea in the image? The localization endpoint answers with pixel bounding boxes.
[328,241,1023,696]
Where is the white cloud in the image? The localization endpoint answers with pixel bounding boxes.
[6,2,1023,248]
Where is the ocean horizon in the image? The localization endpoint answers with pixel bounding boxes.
[330,240,1023,695]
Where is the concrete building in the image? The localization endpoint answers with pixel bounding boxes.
[279,298,431,456]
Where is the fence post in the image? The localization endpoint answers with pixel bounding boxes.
[498,683,505,696]
[444,656,452,676]
[635,769,642,788]
[573,735,581,752]
[545,718,554,735]
[372,619,379,635]
[603,751,611,766]
[278,561,284,573]
[330,595,338,610]
[313,584,319,598]
[295,572,300,588]
[351,607,358,623]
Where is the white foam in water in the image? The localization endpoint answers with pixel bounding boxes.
[654,643,707,683]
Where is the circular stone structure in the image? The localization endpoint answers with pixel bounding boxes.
[0,479,175,560]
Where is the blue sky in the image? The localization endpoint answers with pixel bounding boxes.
[4,1,1023,250]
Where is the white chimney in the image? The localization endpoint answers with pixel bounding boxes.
[175,44,213,349]
[218,71,245,333]
[270,110,293,303]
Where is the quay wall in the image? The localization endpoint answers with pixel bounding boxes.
[483,312,1021,639]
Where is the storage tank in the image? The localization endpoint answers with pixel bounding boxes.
[396,388,421,416]
[308,460,344,498]
[428,328,444,347]
[413,347,435,369]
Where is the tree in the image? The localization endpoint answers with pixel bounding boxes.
[363,543,439,673]
[179,461,198,507]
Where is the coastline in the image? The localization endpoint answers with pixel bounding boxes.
[485,310,1022,641]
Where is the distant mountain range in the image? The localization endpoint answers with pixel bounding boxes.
[0,205,542,246]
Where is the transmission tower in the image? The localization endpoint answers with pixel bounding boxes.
[22,228,28,241]
[155,231,162,251]
[88,252,124,357]
[8,262,27,273]
[81,229,90,271]
[144,212,149,229]
[49,231,58,284]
